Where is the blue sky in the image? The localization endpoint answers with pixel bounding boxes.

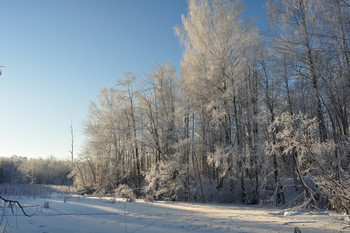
[0,0,266,160]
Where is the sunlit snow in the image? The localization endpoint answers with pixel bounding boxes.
[3,195,348,233]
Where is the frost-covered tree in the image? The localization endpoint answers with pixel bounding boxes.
[176,0,265,203]
[267,0,328,142]
[316,0,350,141]
[71,78,143,192]
[176,0,247,147]
[140,62,179,164]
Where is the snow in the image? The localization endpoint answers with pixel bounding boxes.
[2,195,349,233]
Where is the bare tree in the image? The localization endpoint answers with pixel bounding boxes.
[70,120,74,163]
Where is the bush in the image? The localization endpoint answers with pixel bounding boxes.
[144,161,187,201]
[114,185,135,202]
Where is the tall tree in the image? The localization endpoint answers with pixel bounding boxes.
[267,0,328,142]
[176,0,262,203]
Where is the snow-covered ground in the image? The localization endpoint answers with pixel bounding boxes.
[2,195,349,233]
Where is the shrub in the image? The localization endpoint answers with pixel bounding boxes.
[114,185,135,202]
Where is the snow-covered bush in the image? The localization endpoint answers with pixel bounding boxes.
[311,141,350,213]
[266,113,323,209]
[114,184,135,202]
[266,112,350,213]
[144,160,187,201]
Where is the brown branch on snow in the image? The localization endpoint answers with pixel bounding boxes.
[0,196,32,217]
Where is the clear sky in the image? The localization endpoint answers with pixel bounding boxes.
[0,0,266,160]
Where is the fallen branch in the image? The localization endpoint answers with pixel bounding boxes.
[0,196,32,217]
[332,194,350,201]
[293,152,319,209]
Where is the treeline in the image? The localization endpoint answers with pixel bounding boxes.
[70,0,350,213]
[0,156,73,185]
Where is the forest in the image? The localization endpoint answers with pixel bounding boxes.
[63,0,349,213]
[0,156,72,185]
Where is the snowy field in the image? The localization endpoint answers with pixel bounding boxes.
[1,195,349,233]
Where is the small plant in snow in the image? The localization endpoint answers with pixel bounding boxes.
[43,202,50,208]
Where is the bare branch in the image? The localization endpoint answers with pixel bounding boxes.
[0,196,32,217]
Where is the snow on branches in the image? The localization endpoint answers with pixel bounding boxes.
[266,112,350,213]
